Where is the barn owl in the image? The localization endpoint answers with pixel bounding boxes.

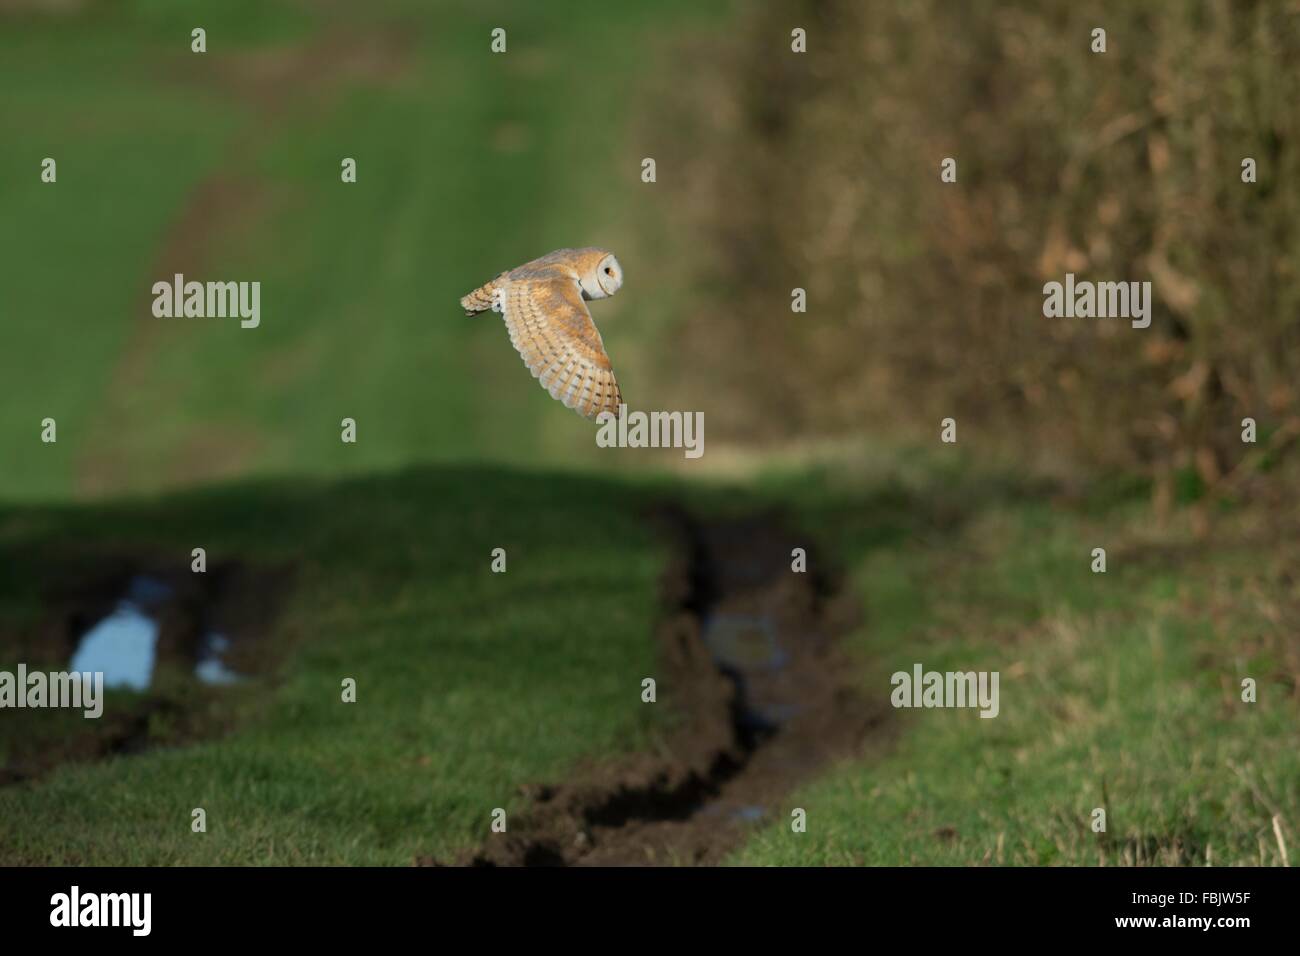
[460,247,625,420]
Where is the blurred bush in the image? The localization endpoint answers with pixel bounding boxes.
[673,0,1300,501]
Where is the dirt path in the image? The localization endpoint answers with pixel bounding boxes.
[4,500,887,859]
[427,509,890,866]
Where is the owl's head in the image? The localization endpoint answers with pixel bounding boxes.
[577,252,624,300]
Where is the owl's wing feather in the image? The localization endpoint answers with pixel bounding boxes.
[503,274,623,420]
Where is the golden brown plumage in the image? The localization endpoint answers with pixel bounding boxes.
[459,248,625,420]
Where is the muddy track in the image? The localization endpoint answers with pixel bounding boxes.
[0,557,291,786]
[426,508,889,867]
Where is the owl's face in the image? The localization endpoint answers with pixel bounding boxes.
[578,253,623,300]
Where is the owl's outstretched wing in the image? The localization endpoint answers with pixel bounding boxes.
[502,274,623,420]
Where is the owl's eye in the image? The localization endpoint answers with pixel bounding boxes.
[605,267,615,276]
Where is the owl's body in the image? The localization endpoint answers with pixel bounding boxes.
[460,247,625,420]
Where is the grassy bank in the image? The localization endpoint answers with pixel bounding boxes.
[731,456,1299,865]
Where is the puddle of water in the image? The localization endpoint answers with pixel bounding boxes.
[701,613,788,671]
[69,599,159,691]
[125,574,173,606]
[702,611,798,735]
[195,633,243,686]
[68,575,244,689]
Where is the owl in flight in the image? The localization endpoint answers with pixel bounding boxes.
[460,247,625,420]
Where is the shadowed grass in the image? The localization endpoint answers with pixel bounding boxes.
[0,464,698,864]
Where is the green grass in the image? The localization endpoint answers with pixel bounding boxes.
[0,465,692,864]
[0,0,755,868]
[2,453,1294,865]
[2,1,1294,869]
[0,0,730,501]
[728,456,1300,866]
[0,0,742,862]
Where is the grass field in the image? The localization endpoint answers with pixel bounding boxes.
[3,454,1295,864]
[1,0,1296,867]
[0,0,732,864]
[0,0,722,501]
[0,466,685,864]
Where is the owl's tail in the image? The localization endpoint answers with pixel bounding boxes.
[459,276,504,315]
